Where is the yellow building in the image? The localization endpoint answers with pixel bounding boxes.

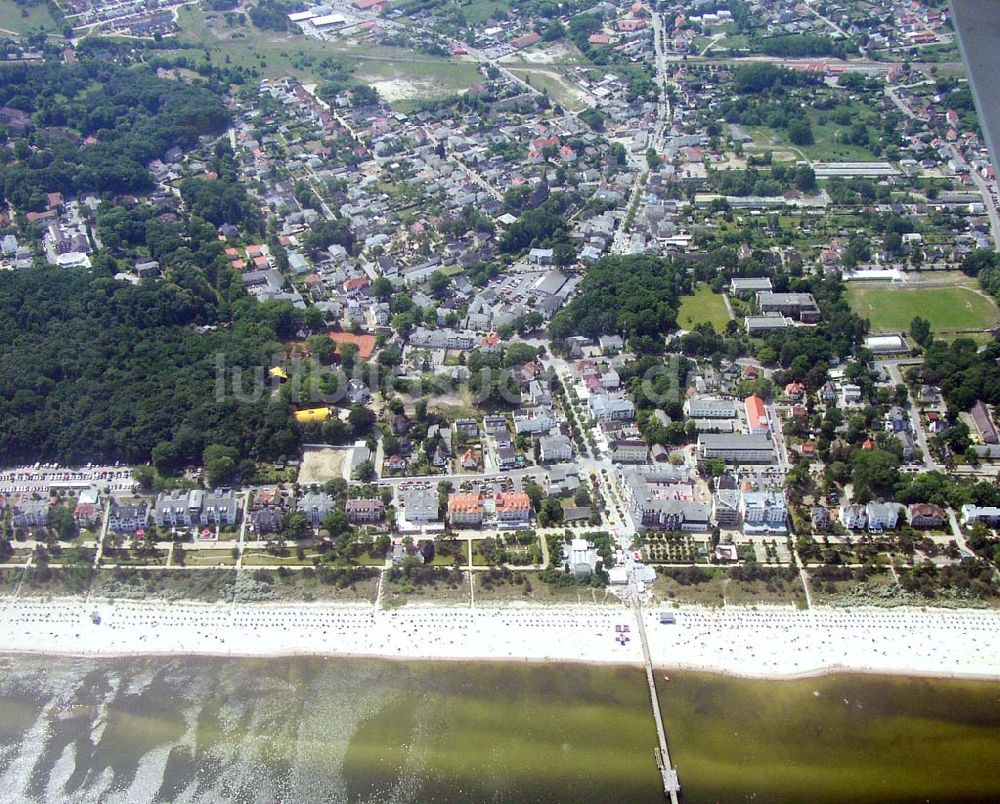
[293,407,331,423]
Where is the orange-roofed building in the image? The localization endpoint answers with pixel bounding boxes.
[785,382,806,400]
[744,395,769,435]
[495,492,531,524]
[448,494,485,526]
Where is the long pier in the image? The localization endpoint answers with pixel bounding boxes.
[633,597,680,803]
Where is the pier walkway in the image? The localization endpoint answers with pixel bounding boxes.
[633,596,680,803]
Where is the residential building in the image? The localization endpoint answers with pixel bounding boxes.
[513,409,558,435]
[811,506,831,531]
[588,393,635,422]
[152,489,238,528]
[756,291,820,322]
[540,435,573,463]
[346,498,386,524]
[971,401,999,444]
[298,492,335,527]
[840,384,863,406]
[839,504,868,530]
[866,502,900,532]
[697,434,774,464]
[249,505,283,535]
[494,492,531,524]
[895,431,916,462]
[739,489,787,534]
[109,500,149,536]
[907,503,946,529]
[11,497,50,528]
[713,489,740,528]
[73,488,101,527]
[683,397,736,419]
[611,438,648,463]
[961,504,1000,527]
[497,445,518,470]
[448,494,485,526]
[249,488,288,535]
[202,489,239,526]
[402,487,439,522]
[621,470,710,531]
[785,382,806,400]
[461,449,479,470]
[885,406,910,433]
[483,415,508,435]
[744,396,769,435]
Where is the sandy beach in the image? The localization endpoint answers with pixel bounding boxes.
[1,596,999,680]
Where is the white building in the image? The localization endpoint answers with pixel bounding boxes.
[540,435,573,463]
[739,490,787,534]
[588,394,635,422]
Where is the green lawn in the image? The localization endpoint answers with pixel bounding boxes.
[506,67,590,112]
[174,6,481,107]
[178,548,237,567]
[677,283,732,332]
[747,116,881,163]
[846,284,1000,332]
[0,0,59,35]
[455,0,513,26]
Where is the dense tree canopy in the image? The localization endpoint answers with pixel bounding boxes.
[0,62,229,210]
[550,255,687,341]
[0,268,299,467]
[916,338,1000,411]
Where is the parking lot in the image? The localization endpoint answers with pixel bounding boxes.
[0,464,135,496]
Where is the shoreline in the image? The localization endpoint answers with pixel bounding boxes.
[1,596,999,681]
[3,646,1000,684]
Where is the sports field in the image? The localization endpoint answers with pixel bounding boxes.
[846,283,1000,332]
[678,283,732,332]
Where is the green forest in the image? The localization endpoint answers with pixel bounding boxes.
[0,267,300,467]
[549,255,688,340]
[0,61,302,470]
[0,62,229,210]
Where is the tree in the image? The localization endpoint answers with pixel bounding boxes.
[427,271,451,298]
[203,444,239,487]
[909,316,932,347]
[794,164,816,192]
[348,405,376,436]
[306,334,336,364]
[788,120,814,146]
[371,277,394,298]
[134,466,155,491]
[851,449,900,503]
[282,510,310,541]
[322,509,352,540]
[538,498,564,527]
